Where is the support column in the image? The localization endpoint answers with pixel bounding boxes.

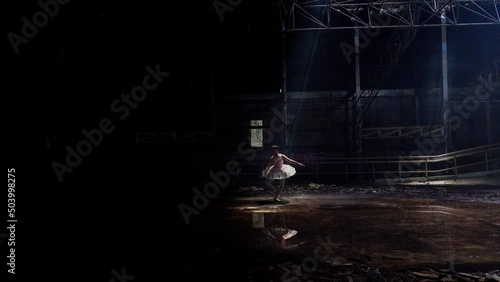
[441,11,449,153]
[353,27,363,179]
[441,9,454,270]
[354,27,362,157]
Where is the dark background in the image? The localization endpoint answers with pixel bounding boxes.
[4,0,500,281]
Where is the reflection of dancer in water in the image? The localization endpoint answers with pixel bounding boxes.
[262,145,305,202]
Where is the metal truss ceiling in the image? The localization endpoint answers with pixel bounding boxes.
[283,0,500,31]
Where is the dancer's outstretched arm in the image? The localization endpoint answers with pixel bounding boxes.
[282,155,305,167]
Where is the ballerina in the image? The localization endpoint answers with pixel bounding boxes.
[262,145,305,202]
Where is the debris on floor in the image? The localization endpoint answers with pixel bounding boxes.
[246,261,500,281]
[233,182,500,204]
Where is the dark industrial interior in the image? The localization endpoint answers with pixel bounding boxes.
[5,0,500,281]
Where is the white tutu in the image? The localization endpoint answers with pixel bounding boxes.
[262,164,296,180]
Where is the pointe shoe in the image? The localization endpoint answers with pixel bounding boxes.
[274,195,281,202]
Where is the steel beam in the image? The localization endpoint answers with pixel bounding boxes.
[283,0,500,31]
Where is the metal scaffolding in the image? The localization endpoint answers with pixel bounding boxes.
[275,0,499,156]
[282,0,500,31]
[279,0,500,121]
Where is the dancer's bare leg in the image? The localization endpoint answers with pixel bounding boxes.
[264,179,275,194]
[275,179,286,201]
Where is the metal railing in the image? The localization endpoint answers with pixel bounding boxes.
[360,125,444,139]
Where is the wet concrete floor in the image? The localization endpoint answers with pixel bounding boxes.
[179,184,500,280]
[220,195,499,268]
